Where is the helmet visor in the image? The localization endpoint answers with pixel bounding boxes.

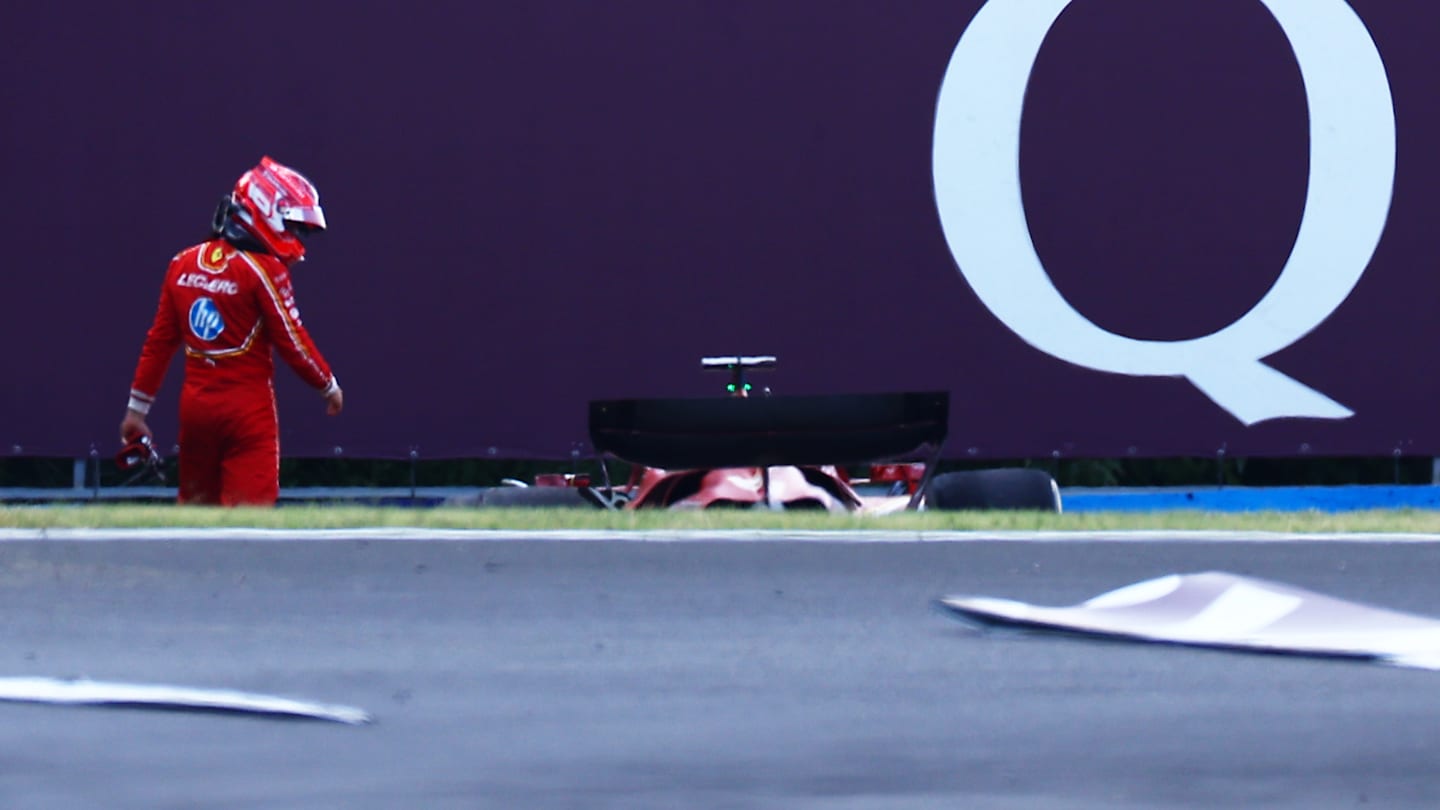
[279,203,327,230]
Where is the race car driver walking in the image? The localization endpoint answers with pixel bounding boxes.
[120,156,344,506]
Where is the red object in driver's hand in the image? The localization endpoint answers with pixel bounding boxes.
[116,434,161,471]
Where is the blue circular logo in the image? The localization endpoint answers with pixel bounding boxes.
[188,298,225,341]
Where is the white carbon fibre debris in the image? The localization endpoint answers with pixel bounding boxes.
[940,571,1440,670]
[0,677,372,725]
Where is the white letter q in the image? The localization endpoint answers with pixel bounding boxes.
[932,0,1395,425]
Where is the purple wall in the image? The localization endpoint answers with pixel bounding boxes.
[3,1,1436,460]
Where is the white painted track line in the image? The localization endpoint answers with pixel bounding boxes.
[3,528,1440,543]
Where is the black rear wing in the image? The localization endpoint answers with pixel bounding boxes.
[588,391,949,470]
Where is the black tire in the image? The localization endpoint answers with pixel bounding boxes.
[479,486,599,509]
[925,468,1061,512]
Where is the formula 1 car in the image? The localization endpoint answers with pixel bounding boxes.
[477,357,1061,513]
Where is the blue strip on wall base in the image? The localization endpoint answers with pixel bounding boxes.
[1061,485,1440,513]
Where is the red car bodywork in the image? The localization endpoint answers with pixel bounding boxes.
[552,461,925,514]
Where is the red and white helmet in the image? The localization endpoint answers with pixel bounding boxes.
[229,156,326,264]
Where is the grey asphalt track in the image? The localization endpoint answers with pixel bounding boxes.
[1,534,1438,809]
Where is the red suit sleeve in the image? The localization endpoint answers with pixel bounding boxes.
[245,254,337,394]
[127,258,184,414]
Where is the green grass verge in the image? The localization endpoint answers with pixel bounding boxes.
[4,505,1440,533]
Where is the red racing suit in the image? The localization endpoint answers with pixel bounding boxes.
[127,240,338,505]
